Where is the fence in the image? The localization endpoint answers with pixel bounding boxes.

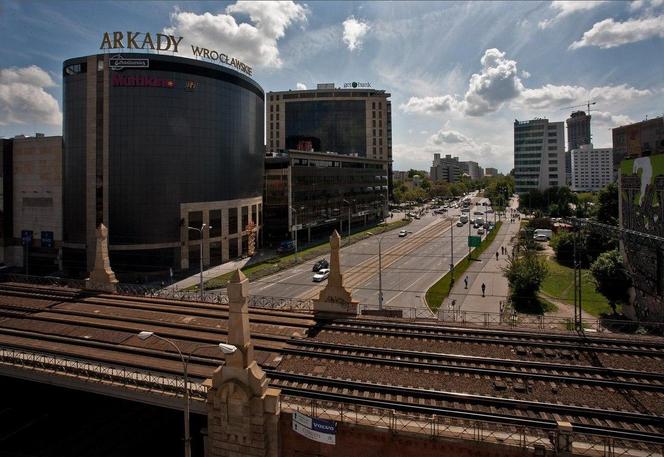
[281,396,663,457]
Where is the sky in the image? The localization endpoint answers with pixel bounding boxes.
[1,0,663,174]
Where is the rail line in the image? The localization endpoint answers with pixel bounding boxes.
[282,341,664,392]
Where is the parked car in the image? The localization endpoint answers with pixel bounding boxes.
[414,215,420,220]
[312,268,330,282]
[312,259,329,272]
[534,234,549,242]
[398,230,408,237]
[486,209,494,214]
[533,229,553,241]
[477,228,485,235]
[456,220,464,227]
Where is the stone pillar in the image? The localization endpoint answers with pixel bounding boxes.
[555,421,573,456]
[85,224,118,293]
[313,230,358,318]
[206,270,280,457]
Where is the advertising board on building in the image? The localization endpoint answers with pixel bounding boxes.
[292,411,336,445]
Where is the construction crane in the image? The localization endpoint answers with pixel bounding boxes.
[561,100,596,114]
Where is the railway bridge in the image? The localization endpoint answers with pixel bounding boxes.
[0,275,663,457]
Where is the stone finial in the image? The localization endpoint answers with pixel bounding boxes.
[85,224,118,293]
[206,266,280,457]
[313,230,358,318]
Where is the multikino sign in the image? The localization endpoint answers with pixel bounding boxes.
[100,31,253,77]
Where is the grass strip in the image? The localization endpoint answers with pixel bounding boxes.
[425,221,503,312]
[187,219,412,291]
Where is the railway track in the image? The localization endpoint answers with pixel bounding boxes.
[322,320,664,356]
[297,218,452,300]
[283,340,664,392]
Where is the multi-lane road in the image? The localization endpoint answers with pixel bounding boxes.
[248,194,499,312]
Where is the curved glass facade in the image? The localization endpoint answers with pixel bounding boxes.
[62,54,264,272]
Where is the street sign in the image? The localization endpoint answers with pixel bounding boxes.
[41,231,54,248]
[291,224,303,231]
[21,230,33,246]
[468,235,481,247]
[292,411,336,445]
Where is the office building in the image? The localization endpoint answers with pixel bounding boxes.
[513,118,565,194]
[570,144,613,192]
[460,160,482,181]
[392,170,408,182]
[266,84,392,192]
[62,53,265,274]
[263,150,388,247]
[0,134,62,272]
[484,167,498,177]
[566,111,591,185]
[430,154,462,183]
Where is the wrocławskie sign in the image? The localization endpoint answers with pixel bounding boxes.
[100,31,253,77]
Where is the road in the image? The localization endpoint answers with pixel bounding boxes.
[247,192,500,312]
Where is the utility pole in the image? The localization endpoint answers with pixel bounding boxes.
[450,221,454,285]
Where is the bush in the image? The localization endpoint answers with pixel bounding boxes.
[590,249,631,315]
[529,217,554,231]
[503,252,548,313]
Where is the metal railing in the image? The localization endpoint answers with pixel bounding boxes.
[0,346,207,401]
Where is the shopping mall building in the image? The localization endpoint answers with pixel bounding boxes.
[62,52,264,274]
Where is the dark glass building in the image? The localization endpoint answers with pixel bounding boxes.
[62,53,264,274]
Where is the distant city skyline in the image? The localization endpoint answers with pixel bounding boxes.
[1,0,663,174]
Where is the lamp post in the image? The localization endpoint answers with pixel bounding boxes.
[450,221,454,286]
[366,231,385,310]
[137,331,237,457]
[188,224,211,301]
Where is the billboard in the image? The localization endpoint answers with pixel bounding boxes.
[619,155,664,321]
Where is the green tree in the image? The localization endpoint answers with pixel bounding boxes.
[503,252,548,313]
[550,231,579,267]
[590,249,631,315]
[596,183,619,225]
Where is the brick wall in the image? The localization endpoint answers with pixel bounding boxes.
[279,413,537,457]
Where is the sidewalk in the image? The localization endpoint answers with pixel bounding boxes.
[446,215,521,314]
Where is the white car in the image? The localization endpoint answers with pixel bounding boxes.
[399,230,408,237]
[533,234,549,242]
[313,268,330,282]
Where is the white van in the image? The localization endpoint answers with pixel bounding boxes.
[533,229,553,241]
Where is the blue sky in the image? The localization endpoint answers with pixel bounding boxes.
[1,0,663,174]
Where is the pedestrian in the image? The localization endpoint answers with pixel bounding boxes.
[464,276,468,289]
[481,283,486,297]
[496,252,499,261]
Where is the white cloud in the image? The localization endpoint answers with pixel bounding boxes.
[570,15,664,49]
[296,82,307,90]
[429,130,469,144]
[400,95,460,114]
[342,16,369,51]
[519,83,651,109]
[462,48,524,116]
[538,1,607,29]
[520,70,531,79]
[591,110,635,128]
[164,1,308,68]
[629,0,664,12]
[0,65,61,126]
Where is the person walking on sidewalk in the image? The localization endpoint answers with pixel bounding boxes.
[496,252,499,261]
[464,276,468,289]
[481,283,486,297]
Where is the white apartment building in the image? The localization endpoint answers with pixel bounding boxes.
[514,118,565,194]
[570,144,613,192]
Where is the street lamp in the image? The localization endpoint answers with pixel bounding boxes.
[366,231,385,310]
[188,223,211,301]
[137,331,237,457]
[342,199,354,244]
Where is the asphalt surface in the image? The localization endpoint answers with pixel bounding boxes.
[248,193,498,312]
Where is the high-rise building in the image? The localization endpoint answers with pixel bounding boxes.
[430,154,462,183]
[570,144,613,192]
[266,84,392,192]
[566,111,591,185]
[514,118,565,194]
[459,160,482,180]
[484,167,498,177]
[62,53,265,273]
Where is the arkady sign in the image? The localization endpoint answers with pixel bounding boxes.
[100,31,253,77]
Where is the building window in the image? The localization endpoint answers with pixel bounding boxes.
[210,210,221,237]
[372,111,376,119]
[188,211,203,240]
[372,102,375,109]
[228,208,238,235]
[242,206,249,230]
[373,129,376,137]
